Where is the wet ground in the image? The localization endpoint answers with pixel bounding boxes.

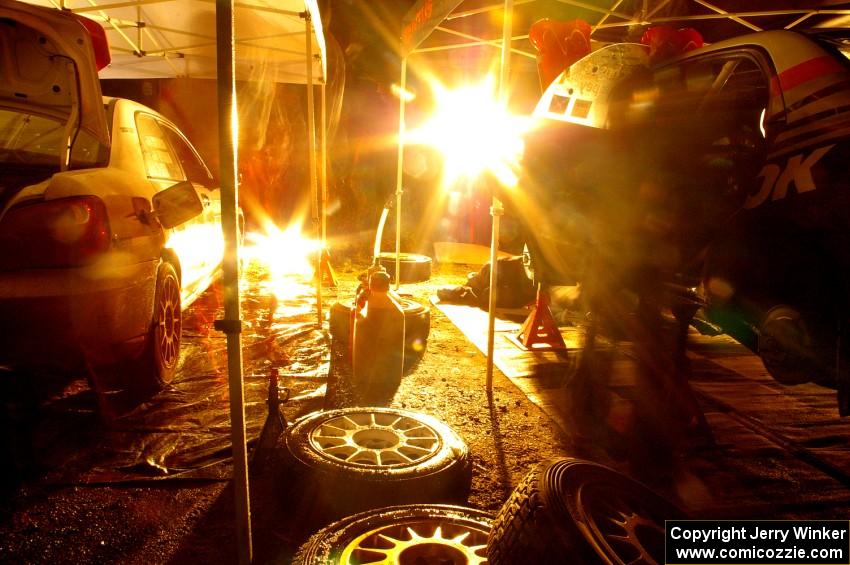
[1,258,330,488]
[0,256,570,564]
[1,253,849,563]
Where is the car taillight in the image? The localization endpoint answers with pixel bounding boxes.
[0,196,111,269]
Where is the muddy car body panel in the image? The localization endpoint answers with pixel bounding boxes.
[516,30,850,400]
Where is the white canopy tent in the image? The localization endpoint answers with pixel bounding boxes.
[20,1,329,562]
[36,0,325,82]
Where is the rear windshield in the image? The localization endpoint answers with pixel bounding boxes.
[0,108,108,169]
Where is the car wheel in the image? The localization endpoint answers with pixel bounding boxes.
[88,261,182,410]
[140,261,182,390]
[487,458,683,565]
[377,252,432,283]
[328,298,430,355]
[279,407,472,524]
[292,504,492,564]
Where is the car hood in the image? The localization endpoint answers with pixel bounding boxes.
[0,0,109,148]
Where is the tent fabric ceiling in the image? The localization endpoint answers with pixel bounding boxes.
[21,0,326,83]
[404,0,850,58]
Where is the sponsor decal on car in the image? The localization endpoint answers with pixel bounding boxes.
[744,144,835,209]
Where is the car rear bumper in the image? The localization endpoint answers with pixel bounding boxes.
[0,261,157,368]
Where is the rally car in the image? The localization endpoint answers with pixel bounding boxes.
[514,29,850,413]
[0,0,223,398]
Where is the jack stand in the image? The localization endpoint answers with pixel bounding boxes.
[514,284,567,350]
[252,367,289,467]
[316,247,337,287]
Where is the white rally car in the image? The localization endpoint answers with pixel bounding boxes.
[0,0,224,398]
[515,29,850,413]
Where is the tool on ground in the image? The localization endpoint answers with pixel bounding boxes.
[252,367,289,467]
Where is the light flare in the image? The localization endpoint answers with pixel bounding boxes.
[392,83,416,102]
[231,101,240,155]
[241,218,321,302]
[166,223,225,286]
[407,75,533,190]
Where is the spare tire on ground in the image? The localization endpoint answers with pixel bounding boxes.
[328,298,430,355]
[376,252,432,283]
[278,407,472,527]
[293,504,493,564]
[487,458,684,565]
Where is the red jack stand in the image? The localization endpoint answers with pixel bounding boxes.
[514,284,566,350]
[316,247,337,287]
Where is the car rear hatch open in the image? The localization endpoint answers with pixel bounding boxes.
[0,0,109,167]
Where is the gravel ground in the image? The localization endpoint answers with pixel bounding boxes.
[0,259,574,564]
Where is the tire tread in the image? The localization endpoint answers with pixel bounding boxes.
[488,460,568,564]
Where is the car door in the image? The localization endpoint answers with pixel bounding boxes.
[135,112,221,305]
[645,51,772,272]
[159,123,223,305]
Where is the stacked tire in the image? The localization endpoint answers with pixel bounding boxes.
[328,298,431,356]
[290,455,683,564]
[376,252,432,284]
[278,407,472,528]
[292,504,492,564]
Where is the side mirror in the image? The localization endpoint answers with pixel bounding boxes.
[152,181,203,229]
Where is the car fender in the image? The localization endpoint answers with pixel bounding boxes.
[44,168,162,252]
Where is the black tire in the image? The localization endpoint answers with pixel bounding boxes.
[488,458,684,565]
[139,261,182,390]
[293,504,493,564]
[328,298,430,354]
[377,252,432,283]
[279,407,472,524]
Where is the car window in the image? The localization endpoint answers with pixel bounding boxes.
[693,58,768,140]
[136,113,184,181]
[69,130,108,168]
[161,126,213,186]
[654,55,769,142]
[0,111,65,166]
[0,109,105,168]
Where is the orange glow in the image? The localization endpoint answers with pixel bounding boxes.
[241,218,320,303]
[407,75,533,190]
[392,83,416,102]
[166,223,224,287]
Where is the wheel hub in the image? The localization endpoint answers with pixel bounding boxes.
[578,483,667,564]
[399,543,466,563]
[341,520,488,564]
[352,428,400,450]
[157,275,181,368]
[310,412,440,468]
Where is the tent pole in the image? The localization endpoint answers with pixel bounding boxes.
[486,0,513,395]
[321,82,328,249]
[214,1,252,563]
[394,57,407,290]
[305,13,322,325]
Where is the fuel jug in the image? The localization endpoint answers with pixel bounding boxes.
[352,267,405,397]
